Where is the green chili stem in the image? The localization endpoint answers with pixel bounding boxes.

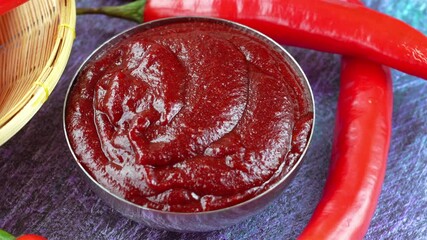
[0,229,16,240]
[76,0,145,23]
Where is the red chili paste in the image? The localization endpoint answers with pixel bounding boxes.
[66,21,313,212]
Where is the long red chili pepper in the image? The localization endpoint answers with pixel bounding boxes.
[76,0,427,81]
[298,57,393,239]
[298,0,393,237]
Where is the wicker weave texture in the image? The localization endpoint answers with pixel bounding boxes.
[0,0,75,145]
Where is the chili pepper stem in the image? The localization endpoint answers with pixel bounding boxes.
[76,0,145,23]
[0,229,16,240]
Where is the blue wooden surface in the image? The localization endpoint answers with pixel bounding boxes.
[0,0,426,239]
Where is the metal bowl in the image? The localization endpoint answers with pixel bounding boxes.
[63,17,315,232]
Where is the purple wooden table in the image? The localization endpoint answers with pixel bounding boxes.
[1,0,426,239]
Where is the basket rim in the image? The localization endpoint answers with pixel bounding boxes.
[0,0,76,146]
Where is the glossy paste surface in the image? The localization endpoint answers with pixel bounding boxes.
[66,21,313,212]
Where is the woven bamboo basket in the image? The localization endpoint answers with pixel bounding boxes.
[0,0,76,146]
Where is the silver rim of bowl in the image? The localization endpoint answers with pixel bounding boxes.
[63,16,316,217]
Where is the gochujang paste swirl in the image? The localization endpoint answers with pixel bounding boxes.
[66,21,313,212]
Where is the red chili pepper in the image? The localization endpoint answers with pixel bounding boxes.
[16,234,47,240]
[298,0,393,238]
[0,0,27,15]
[77,0,427,81]
[298,57,393,239]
